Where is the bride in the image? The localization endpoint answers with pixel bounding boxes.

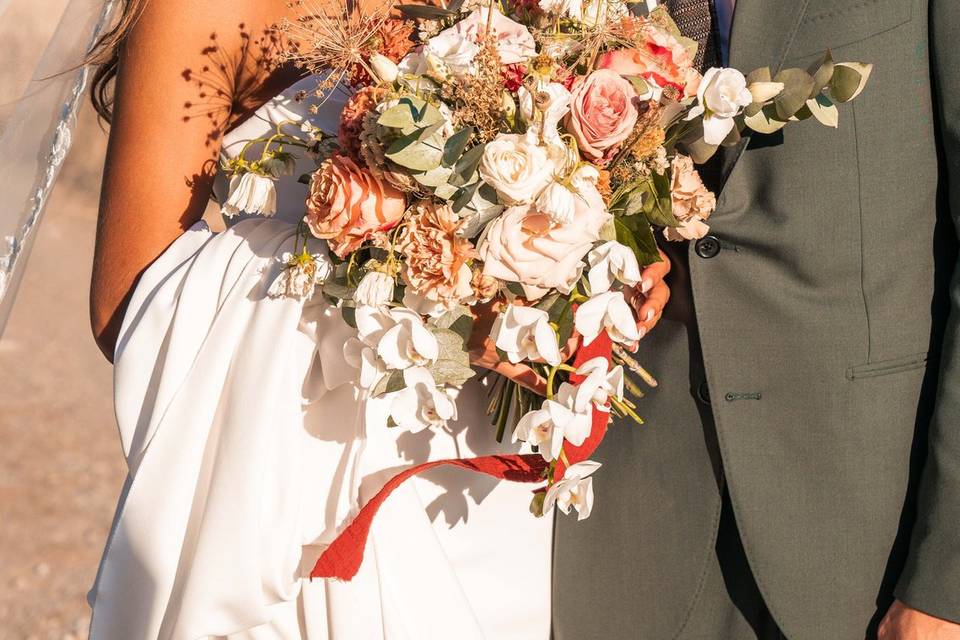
[84,0,670,638]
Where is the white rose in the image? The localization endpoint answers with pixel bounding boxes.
[479,134,555,205]
[574,290,640,346]
[354,271,395,307]
[221,172,277,217]
[687,67,753,145]
[491,305,562,366]
[544,460,601,520]
[587,241,642,294]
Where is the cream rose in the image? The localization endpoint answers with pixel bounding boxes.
[565,69,639,161]
[481,184,611,299]
[686,67,753,145]
[663,154,716,241]
[305,154,407,258]
[479,133,555,205]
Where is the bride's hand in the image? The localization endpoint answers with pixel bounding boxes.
[467,299,577,395]
[629,249,672,340]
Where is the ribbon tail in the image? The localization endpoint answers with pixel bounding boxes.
[311,453,549,581]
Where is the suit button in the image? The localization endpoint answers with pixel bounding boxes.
[696,382,711,404]
[695,235,721,259]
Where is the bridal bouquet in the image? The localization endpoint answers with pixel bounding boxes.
[221,0,871,567]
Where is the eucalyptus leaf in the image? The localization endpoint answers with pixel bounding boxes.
[808,50,835,96]
[647,172,681,227]
[397,4,457,18]
[746,67,772,85]
[773,68,815,120]
[372,370,407,397]
[386,130,443,171]
[450,143,486,187]
[413,164,454,188]
[321,282,356,300]
[430,327,476,388]
[378,103,416,129]
[416,121,446,142]
[806,94,839,127]
[434,183,459,200]
[683,136,721,164]
[452,182,481,213]
[743,103,789,134]
[829,62,873,103]
[624,75,651,98]
[443,127,474,167]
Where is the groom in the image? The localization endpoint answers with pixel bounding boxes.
[553,0,960,638]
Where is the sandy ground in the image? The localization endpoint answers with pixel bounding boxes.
[0,99,121,639]
[0,4,130,636]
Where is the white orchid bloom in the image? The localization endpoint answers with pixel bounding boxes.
[376,308,440,370]
[574,357,624,413]
[492,305,562,366]
[389,366,457,432]
[686,67,753,145]
[355,305,396,346]
[512,382,592,461]
[574,291,641,346]
[587,241,642,294]
[343,338,384,389]
[221,172,277,217]
[354,271,395,307]
[544,460,601,520]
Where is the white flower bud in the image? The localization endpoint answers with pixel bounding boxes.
[535,182,577,226]
[221,172,277,218]
[354,271,396,307]
[369,53,399,84]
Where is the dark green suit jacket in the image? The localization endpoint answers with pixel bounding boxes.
[553,0,960,637]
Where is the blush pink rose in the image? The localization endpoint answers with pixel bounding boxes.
[305,154,406,258]
[481,185,611,299]
[565,69,640,161]
[597,29,701,98]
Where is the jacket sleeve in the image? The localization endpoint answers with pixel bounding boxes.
[895,0,960,622]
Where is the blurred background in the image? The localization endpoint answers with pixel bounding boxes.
[3,3,131,637]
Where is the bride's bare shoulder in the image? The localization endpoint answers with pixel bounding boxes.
[126,0,303,127]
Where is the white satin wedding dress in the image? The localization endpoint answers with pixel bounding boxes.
[87,78,552,640]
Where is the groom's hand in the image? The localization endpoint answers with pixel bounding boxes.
[878,600,960,639]
[630,249,672,339]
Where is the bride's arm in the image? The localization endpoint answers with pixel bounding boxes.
[89,0,295,361]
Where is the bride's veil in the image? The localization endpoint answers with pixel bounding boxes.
[0,0,117,336]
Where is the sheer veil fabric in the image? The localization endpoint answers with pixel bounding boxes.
[0,0,117,335]
[87,78,553,639]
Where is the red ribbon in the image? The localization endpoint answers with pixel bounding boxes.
[310,331,615,582]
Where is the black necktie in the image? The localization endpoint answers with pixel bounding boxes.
[664,0,721,72]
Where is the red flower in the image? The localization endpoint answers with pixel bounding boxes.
[502,63,526,92]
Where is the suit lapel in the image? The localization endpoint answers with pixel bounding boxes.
[721,0,814,182]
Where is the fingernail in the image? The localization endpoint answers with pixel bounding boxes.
[641,278,652,294]
[644,308,655,322]
[637,326,647,339]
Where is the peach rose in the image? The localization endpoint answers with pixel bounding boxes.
[663,154,716,241]
[565,69,639,161]
[481,184,611,299]
[305,154,406,258]
[597,28,701,98]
